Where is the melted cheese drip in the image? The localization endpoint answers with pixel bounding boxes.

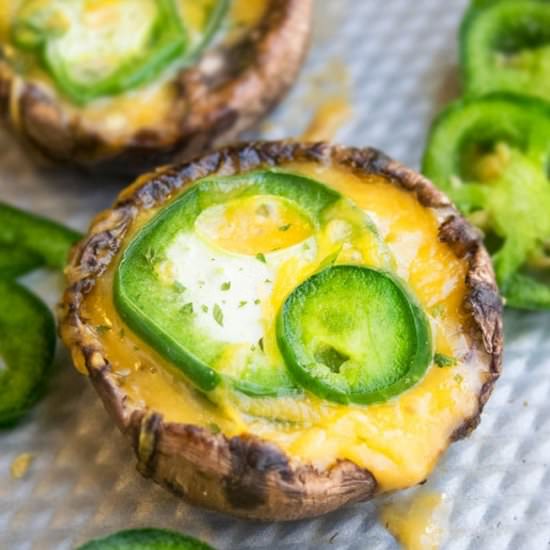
[380,492,447,550]
[81,163,490,492]
[0,0,268,141]
[301,97,353,142]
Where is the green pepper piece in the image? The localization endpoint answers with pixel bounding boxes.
[115,171,346,396]
[276,265,432,405]
[77,528,214,550]
[0,279,56,426]
[0,245,43,279]
[0,202,81,270]
[422,94,550,310]
[461,0,550,102]
[10,0,228,105]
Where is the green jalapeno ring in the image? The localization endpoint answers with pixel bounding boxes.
[0,202,81,271]
[422,93,550,309]
[460,0,550,102]
[0,245,43,279]
[276,265,433,405]
[77,528,214,550]
[0,279,56,426]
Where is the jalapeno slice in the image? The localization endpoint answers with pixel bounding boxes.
[78,528,214,550]
[0,279,56,426]
[0,245,42,279]
[115,170,392,397]
[461,0,550,102]
[11,0,228,104]
[422,94,550,309]
[276,265,432,405]
[0,202,81,270]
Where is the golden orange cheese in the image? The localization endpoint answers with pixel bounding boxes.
[80,163,488,492]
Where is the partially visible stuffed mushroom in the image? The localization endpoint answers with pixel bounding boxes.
[60,142,503,521]
[0,1,312,173]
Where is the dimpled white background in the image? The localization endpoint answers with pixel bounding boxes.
[1,1,549,548]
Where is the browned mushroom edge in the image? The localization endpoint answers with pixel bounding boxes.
[59,141,503,520]
[0,0,312,174]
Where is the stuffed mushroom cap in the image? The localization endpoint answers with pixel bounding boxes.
[60,141,503,520]
[0,1,312,173]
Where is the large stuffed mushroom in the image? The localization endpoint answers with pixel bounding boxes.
[60,142,503,520]
[0,1,312,173]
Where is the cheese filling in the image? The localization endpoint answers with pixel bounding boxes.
[81,163,490,492]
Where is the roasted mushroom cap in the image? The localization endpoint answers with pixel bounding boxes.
[60,142,503,520]
[0,1,312,174]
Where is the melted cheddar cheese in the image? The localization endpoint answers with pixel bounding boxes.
[81,163,490,492]
[380,492,447,550]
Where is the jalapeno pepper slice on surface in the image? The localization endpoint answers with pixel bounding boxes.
[460,0,550,102]
[77,528,214,550]
[0,245,42,279]
[276,265,432,405]
[10,0,228,105]
[0,202,81,271]
[0,279,56,426]
[422,94,550,309]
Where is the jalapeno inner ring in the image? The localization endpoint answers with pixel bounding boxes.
[277,265,432,405]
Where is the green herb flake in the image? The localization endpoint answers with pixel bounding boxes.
[254,299,261,305]
[318,249,341,271]
[221,281,231,291]
[434,353,458,368]
[143,248,157,267]
[279,224,291,232]
[239,301,248,308]
[181,302,194,315]
[430,304,445,318]
[96,324,111,335]
[201,304,209,313]
[173,282,187,293]
[207,422,221,434]
[256,204,271,217]
[454,374,464,384]
[256,253,267,263]
[258,337,264,352]
[213,304,224,326]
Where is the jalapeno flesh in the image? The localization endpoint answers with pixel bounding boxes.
[0,279,56,426]
[277,265,432,405]
[461,0,550,102]
[423,94,550,309]
[77,528,214,550]
[0,202,81,270]
[0,245,43,279]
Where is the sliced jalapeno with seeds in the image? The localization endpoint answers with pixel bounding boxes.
[423,94,550,309]
[461,0,550,102]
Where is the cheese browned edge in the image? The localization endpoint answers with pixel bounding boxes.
[59,142,503,521]
[0,0,312,174]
